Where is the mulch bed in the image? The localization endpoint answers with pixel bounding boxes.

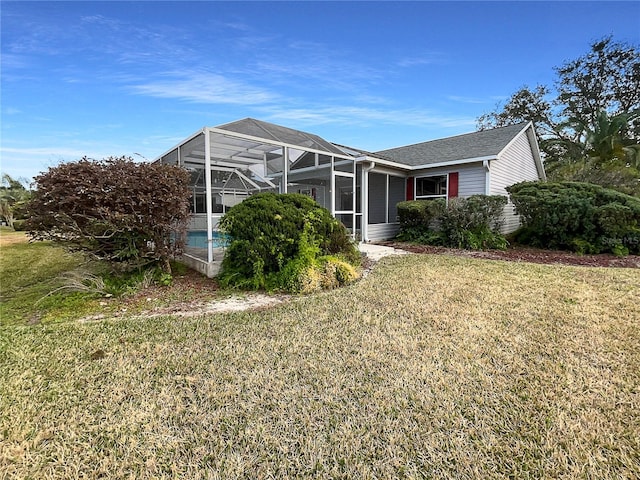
[379,241,640,269]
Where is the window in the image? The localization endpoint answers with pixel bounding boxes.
[388,176,405,222]
[368,172,406,224]
[415,175,447,199]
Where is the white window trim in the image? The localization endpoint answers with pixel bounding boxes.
[414,173,449,200]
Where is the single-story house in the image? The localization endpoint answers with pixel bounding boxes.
[155,118,545,276]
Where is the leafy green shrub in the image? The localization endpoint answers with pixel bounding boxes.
[219,193,360,292]
[507,181,640,255]
[439,196,508,249]
[396,199,446,240]
[397,195,508,250]
[11,219,26,231]
[274,255,359,294]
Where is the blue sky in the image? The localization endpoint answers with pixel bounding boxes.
[2,1,639,182]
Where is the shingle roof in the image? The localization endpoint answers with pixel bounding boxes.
[375,122,529,167]
[216,118,347,156]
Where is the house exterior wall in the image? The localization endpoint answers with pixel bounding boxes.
[365,163,487,241]
[490,129,542,233]
[367,223,401,241]
[412,163,486,197]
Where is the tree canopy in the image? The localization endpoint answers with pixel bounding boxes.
[0,174,31,227]
[477,36,640,195]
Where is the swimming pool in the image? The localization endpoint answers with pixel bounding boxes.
[186,231,230,249]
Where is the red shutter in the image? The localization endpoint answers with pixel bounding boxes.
[448,172,459,198]
[406,177,414,200]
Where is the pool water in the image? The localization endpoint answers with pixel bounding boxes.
[186,231,230,249]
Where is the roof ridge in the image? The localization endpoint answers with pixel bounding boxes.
[377,122,528,153]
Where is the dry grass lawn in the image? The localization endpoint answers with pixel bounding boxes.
[1,254,639,479]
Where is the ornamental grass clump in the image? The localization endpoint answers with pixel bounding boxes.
[218,193,360,293]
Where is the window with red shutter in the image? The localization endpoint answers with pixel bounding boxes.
[448,172,459,198]
[406,176,414,200]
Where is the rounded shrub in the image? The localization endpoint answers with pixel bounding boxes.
[507,181,640,255]
[396,195,508,250]
[396,199,446,241]
[218,193,360,292]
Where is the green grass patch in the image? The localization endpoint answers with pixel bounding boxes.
[0,229,99,324]
[1,254,639,478]
[1,229,223,325]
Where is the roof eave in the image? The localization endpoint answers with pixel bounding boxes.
[355,155,412,171]
[407,155,497,171]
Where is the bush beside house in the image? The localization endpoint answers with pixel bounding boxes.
[397,195,508,250]
[507,181,640,255]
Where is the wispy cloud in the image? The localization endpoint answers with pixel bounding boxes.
[3,107,22,115]
[396,53,445,68]
[447,95,491,104]
[261,104,476,130]
[0,140,165,180]
[0,146,110,180]
[1,146,96,158]
[129,71,279,105]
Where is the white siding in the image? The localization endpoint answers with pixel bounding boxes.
[490,129,542,233]
[367,223,400,241]
[490,131,540,195]
[413,162,486,197]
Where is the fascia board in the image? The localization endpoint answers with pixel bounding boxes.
[355,155,412,171]
[526,126,547,180]
[356,154,497,172]
[408,156,496,170]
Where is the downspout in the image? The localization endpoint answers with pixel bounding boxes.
[283,146,289,194]
[483,159,491,194]
[362,160,376,243]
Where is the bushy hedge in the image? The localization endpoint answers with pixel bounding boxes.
[397,199,446,233]
[26,157,191,272]
[507,181,640,255]
[397,195,508,250]
[218,193,360,292]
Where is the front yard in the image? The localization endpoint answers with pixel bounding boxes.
[1,239,639,478]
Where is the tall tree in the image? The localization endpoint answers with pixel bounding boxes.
[552,111,640,196]
[0,174,31,227]
[477,36,640,191]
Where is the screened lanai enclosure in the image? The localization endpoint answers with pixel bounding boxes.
[157,118,362,276]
